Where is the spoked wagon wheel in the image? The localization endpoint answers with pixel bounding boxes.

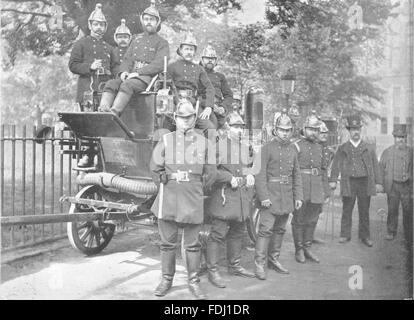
[247,200,261,244]
[67,185,116,255]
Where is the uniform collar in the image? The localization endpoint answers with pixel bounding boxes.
[350,139,361,148]
[90,34,103,41]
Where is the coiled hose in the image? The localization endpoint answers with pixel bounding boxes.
[76,172,157,196]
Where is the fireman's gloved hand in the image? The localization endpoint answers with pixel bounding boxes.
[295,200,303,210]
[230,176,239,189]
[213,104,225,115]
[261,199,272,208]
[160,172,168,184]
[90,59,102,71]
[120,72,129,81]
[246,174,255,188]
[199,107,212,120]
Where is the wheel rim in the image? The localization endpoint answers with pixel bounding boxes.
[67,186,115,254]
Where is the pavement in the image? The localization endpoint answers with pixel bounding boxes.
[0,193,412,300]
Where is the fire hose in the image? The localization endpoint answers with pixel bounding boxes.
[76,172,157,196]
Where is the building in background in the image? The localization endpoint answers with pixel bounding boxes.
[365,0,413,155]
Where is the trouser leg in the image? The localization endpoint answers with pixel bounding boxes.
[387,191,400,236]
[255,210,274,279]
[303,203,321,263]
[341,196,356,239]
[400,183,413,246]
[154,219,178,297]
[182,223,207,300]
[111,79,147,116]
[206,218,227,288]
[292,203,307,263]
[227,220,255,278]
[357,194,371,240]
[99,79,122,111]
[268,214,290,273]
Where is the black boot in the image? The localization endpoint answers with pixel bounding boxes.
[268,233,289,274]
[98,91,116,112]
[206,240,226,288]
[110,91,131,116]
[292,225,306,264]
[227,238,255,278]
[186,251,208,300]
[254,236,270,280]
[154,250,175,297]
[198,248,208,277]
[304,224,320,263]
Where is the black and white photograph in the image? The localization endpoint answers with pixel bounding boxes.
[0,0,413,304]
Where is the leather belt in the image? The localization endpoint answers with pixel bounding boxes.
[167,171,202,183]
[300,168,321,176]
[268,176,291,184]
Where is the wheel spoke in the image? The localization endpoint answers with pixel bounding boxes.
[101,228,108,240]
[86,233,94,248]
[77,222,88,230]
[95,232,101,246]
[80,226,92,242]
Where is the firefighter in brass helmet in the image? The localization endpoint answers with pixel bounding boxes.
[98,0,169,116]
[113,19,132,63]
[254,110,303,279]
[205,112,255,289]
[199,41,233,129]
[69,3,120,108]
[291,111,328,264]
[288,105,301,142]
[167,30,216,138]
[150,100,216,300]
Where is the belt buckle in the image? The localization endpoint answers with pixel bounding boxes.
[280,175,289,184]
[176,170,189,183]
[236,177,244,187]
[311,168,319,176]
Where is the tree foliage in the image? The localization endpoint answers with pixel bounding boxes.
[1,52,77,125]
[1,0,242,66]
[224,0,397,119]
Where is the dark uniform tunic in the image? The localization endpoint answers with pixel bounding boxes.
[69,35,120,103]
[205,137,255,243]
[292,138,327,235]
[167,59,216,132]
[255,138,303,237]
[202,69,233,128]
[168,59,215,109]
[330,140,381,239]
[116,46,128,64]
[379,145,413,242]
[150,129,216,251]
[104,32,169,96]
[293,138,327,204]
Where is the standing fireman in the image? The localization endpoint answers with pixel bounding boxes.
[379,124,412,245]
[167,31,216,135]
[329,114,382,247]
[291,111,327,263]
[313,121,334,244]
[205,112,255,289]
[150,100,216,300]
[98,1,169,116]
[254,111,303,279]
[200,42,233,129]
[113,19,132,63]
[69,3,120,108]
